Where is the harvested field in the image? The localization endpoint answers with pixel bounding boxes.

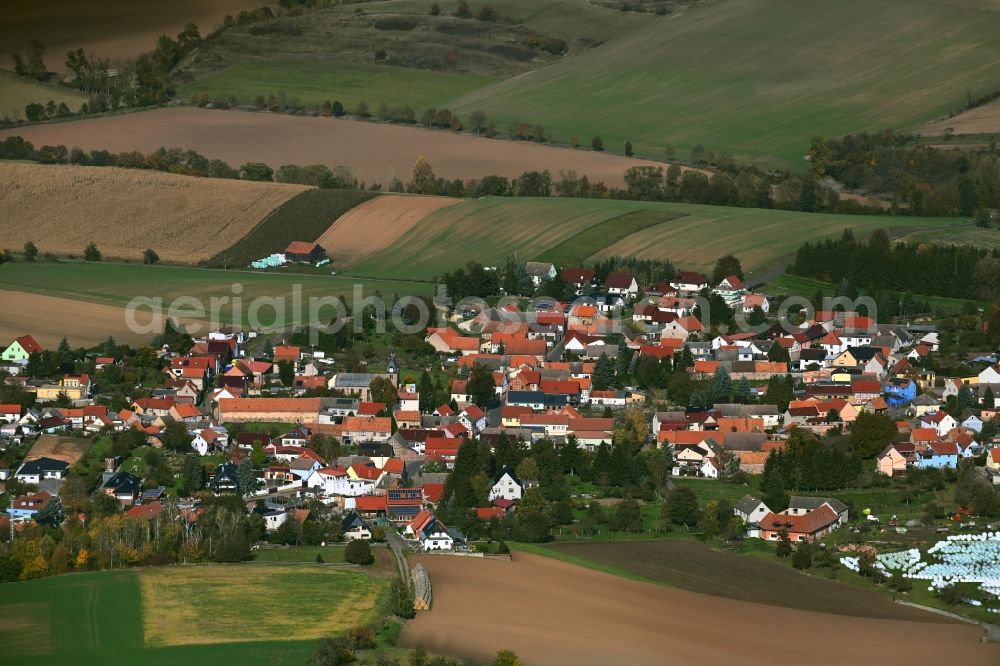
[546,540,929,618]
[140,564,386,646]
[316,194,460,269]
[0,163,310,263]
[0,1,264,67]
[24,435,90,466]
[0,289,171,348]
[399,552,999,666]
[920,98,1000,136]
[0,107,665,187]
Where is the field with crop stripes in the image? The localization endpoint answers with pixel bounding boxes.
[340,196,963,279]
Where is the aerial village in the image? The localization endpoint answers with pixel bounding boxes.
[1,258,999,611]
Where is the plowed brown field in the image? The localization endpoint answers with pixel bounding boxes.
[0,107,665,187]
[399,552,999,666]
[0,290,182,348]
[316,194,459,269]
[1,163,308,263]
[1,1,263,67]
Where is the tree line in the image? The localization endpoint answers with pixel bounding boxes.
[789,227,1000,301]
[808,130,1000,218]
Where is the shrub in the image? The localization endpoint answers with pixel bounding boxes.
[373,17,419,30]
[792,542,813,569]
[83,242,101,262]
[143,248,159,264]
[345,539,374,565]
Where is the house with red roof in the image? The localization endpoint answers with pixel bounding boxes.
[425,327,480,355]
[714,275,745,303]
[756,504,841,542]
[562,267,595,290]
[741,293,769,314]
[0,404,22,424]
[425,437,462,467]
[604,272,638,298]
[2,335,43,364]
[273,345,301,364]
[341,416,391,444]
[670,271,708,293]
[458,404,487,432]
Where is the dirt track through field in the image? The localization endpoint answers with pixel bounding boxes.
[0,107,666,187]
[316,194,460,268]
[399,552,1000,666]
[0,290,170,348]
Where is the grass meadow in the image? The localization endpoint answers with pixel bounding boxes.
[449,0,1000,166]
[0,564,388,665]
[178,60,495,112]
[0,260,434,327]
[0,70,88,121]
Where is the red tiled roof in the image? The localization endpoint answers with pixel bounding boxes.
[354,495,387,512]
[758,504,839,535]
[14,335,44,353]
[342,416,391,434]
[358,402,386,416]
[605,271,636,289]
[285,241,322,255]
[219,397,320,414]
[540,379,580,395]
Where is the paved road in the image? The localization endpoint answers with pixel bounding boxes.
[386,529,411,586]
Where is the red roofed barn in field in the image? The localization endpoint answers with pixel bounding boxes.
[285,242,327,264]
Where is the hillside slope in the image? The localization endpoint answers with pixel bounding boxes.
[0,162,310,263]
[316,194,460,269]
[340,196,963,279]
[450,0,1000,166]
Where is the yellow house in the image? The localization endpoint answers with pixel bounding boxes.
[988,448,1000,472]
[36,374,90,402]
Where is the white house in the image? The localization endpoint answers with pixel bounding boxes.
[305,467,376,497]
[488,468,524,502]
[979,364,1000,385]
[341,511,373,540]
[0,404,20,424]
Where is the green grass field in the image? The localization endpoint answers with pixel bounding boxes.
[343,196,964,279]
[536,209,686,267]
[0,260,434,323]
[449,0,1000,166]
[0,69,88,121]
[0,565,388,665]
[178,60,495,112]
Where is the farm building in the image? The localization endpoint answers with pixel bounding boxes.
[284,241,327,264]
